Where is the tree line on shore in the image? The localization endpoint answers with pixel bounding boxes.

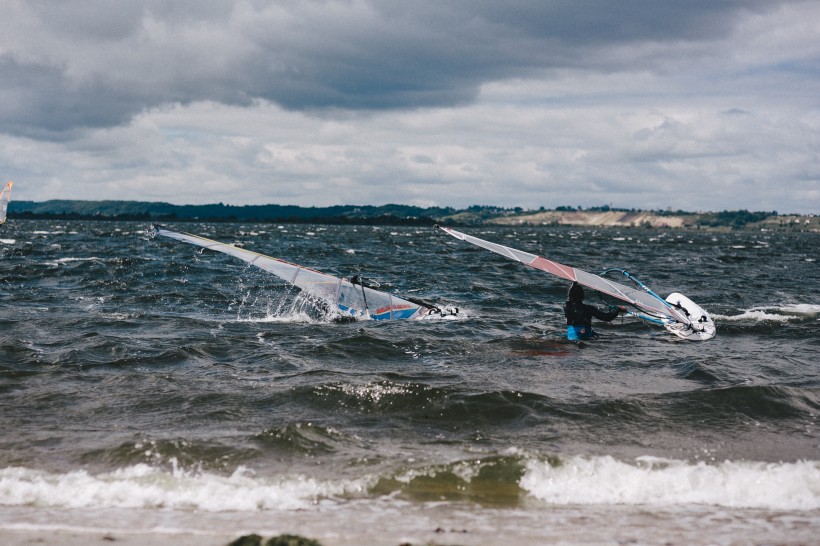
[7,199,788,229]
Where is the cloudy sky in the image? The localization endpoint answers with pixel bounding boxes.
[1,1,819,213]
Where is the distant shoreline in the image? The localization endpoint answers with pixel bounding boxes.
[6,200,819,231]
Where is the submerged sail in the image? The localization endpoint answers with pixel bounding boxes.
[0,181,12,225]
[153,225,439,321]
[437,225,701,331]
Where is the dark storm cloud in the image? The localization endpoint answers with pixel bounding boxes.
[0,57,142,140]
[0,0,784,138]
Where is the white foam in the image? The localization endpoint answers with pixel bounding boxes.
[778,304,820,315]
[42,256,103,267]
[714,310,798,322]
[0,239,14,244]
[714,304,820,322]
[520,455,820,510]
[2,454,819,513]
[237,311,318,324]
[0,465,372,512]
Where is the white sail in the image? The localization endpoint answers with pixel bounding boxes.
[154,225,434,321]
[437,225,694,326]
[0,181,12,225]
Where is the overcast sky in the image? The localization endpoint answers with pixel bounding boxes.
[1,1,819,213]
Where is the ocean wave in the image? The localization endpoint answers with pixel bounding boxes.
[306,380,444,414]
[714,304,820,322]
[0,464,373,512]
[777,304,820,315]
[4,453,815,512]
[42,256,104,267]
[238,311,320,324]
[252,423,353,455]
[520,455,820,510]
[376,450,820,510]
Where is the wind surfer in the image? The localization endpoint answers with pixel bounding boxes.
[564,282,625,341]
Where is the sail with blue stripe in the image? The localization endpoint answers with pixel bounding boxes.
[153,224,435,321]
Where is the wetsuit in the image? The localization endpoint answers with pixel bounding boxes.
[564,300,620,341]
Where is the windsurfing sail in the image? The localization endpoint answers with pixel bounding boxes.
[0,181,12,225]
[436,225,714,340]
[153,224,446,321]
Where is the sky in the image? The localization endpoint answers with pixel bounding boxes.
[1,1,819,213]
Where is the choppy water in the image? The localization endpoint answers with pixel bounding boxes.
[1,220,819,544]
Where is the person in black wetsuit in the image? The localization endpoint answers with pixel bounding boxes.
[563,282,625,341]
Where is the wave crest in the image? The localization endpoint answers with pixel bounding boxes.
[715,304,820,323]
[520,455,820,510]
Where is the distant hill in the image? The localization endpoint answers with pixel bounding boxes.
[7,200,818,231]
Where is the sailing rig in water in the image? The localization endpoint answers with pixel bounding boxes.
[153,224,455,321]
[0,181,12,225]
[436,225,715,341]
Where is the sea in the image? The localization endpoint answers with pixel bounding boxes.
[1,219,818,545]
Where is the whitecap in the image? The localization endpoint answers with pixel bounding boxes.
[43,256,103,267]
[778,304,820,315]
[713,310,798,322]
[236,311,317,324]
[0,465,373,512]
[519,455,820,510]
[714,304,820,322]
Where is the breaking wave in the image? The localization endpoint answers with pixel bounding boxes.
[0,465,372,512]
[2,454,818,512]
[714,304,820,323]
[520,455,820,510]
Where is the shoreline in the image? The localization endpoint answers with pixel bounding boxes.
[4,214,819,232]
[2,503,819,546]
[6,200,818,232]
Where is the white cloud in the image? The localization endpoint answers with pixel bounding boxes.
[0,0,818,213]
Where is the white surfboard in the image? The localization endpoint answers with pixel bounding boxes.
[663,292,716,341]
